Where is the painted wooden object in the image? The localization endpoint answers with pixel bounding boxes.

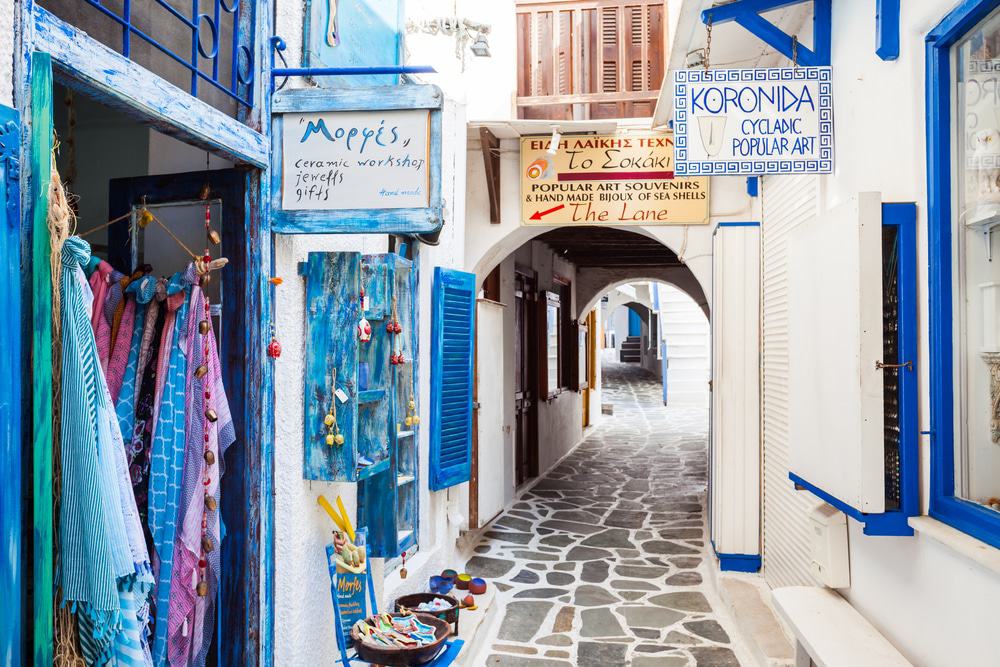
[304,0,404,88]
[30,52,54,667]
[270,85,443,235]
[701,0,832,67]
[357,254,392,478]
[0,101,21,667]
[429,268,476,491]
[357,252,418,557]
[32,5,268,167]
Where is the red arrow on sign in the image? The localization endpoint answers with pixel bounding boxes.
[529,204,565,221]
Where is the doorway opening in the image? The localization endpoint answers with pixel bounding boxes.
[32,76,260,664]
[468,226,710,531]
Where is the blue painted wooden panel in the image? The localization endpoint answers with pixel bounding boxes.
[628,309,642,337]
[357,254,392,472]
[393,254,418,552]
[0,101,21,667]
[302,252,361,481]
[32,5,268,167]
[304,0,404,88]
[270,85,443,236]
[429,268,476,491]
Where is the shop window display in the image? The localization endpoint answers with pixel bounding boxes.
[956,8,1000,512]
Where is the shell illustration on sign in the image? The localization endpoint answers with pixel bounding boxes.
[525,157,553,180]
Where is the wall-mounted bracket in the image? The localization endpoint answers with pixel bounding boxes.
[875,0,900,61]
[701,0,831,67]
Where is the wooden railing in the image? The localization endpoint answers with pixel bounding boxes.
[516,0,666,120]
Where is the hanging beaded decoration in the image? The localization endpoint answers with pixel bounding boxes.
[324,368,346,447]
[389,296,405,365]
[358,285,372,343]
[197,201,216,597]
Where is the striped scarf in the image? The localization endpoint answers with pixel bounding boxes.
[149,267,196,665]
[59,238,150,666]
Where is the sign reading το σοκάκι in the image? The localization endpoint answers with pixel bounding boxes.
[519,131,709,226]
[282,109,430,210]
[672,66,834,175]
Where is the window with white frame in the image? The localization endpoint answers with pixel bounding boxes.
[956,9,1000,514]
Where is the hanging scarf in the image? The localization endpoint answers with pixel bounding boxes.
[167,287,235,666]
[128,302,166,537]
[115,275,157,441]
[149,266,196,665]
[59,237,149,666]
[88,259,124,371]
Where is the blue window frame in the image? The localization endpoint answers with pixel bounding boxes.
[927,0,1000,550]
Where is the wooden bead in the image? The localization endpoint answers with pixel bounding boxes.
[205,408,218,423]
[205,494,218,511]
[195,365,208,379]
[197,580,209,597]
[208,229,221,245]
[204,450,216,465]
[202,536,214,553]
[199,320,210,335]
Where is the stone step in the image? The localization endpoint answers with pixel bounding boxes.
[716,575,796,667]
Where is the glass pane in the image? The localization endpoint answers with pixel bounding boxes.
[955,8,1000,511]
[547,300,559,394]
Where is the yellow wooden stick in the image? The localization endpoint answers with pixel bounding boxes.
[318,495,349,534]
[336,495,356,542]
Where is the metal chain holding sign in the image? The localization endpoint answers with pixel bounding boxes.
[791,35,799,67]
[704,17,712,70]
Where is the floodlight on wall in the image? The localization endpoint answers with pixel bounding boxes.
[547,127,562,155]
[470,32,491,57]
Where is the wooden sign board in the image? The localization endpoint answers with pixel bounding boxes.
[281,109,430,210]
[520,132,709,226]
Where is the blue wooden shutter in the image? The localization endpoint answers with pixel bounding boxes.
[429,268,476,490]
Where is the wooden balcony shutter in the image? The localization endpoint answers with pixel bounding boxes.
[516,0,666,120]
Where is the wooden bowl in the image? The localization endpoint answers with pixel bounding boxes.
[351,612,451,666]
[394,593,460,627]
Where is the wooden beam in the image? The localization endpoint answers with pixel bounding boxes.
[479,127,501,224]
[517,90,657,106]
[30,52,53,667]
[33,5,268,167]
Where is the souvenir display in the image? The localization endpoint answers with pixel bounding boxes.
[52,199,234,666]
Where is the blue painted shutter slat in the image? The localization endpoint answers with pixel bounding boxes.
[429,267,476,490]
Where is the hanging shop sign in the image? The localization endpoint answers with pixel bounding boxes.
[282,109,430,210]
[672,67,834,175]
[520,131,709,226]
[271,84,443,234]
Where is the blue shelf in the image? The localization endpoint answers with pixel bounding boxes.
[356,458,390,481]
[357,389,386,404]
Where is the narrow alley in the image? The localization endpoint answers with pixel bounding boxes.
[467,363,744,667]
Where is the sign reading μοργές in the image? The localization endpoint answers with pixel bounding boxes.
[282,109,430,210]
[672,67,834,176]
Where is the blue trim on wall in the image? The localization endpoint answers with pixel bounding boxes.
[790,472,912,536]
[746,176,759,197]
[926,0,1000,552]
[717,221,761,228]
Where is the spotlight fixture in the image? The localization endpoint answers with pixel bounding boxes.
[470,32,491,57]
[547,127,562,155]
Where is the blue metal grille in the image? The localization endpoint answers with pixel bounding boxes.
[75,0,255,108]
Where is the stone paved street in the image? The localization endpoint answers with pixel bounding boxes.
[466,362,744,666]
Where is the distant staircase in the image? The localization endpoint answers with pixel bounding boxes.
[619,336,642,363]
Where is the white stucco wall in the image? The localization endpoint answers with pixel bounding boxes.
[0,1,14,107]
[272,93,470,662]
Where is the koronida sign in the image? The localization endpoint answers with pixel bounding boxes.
[672,67,834,175]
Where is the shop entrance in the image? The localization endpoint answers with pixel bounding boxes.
[27,72,262,663]
[514,270,539,487]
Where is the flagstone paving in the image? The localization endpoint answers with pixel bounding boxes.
[469,362,744,666]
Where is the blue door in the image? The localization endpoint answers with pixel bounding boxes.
[0,103,22,665]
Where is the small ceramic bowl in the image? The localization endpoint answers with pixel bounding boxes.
[468,577,487,595]
[456,573,471,590]
[429,575,454,595]
[440,569,458,583]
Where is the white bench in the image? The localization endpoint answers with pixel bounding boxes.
[771,586,913,667]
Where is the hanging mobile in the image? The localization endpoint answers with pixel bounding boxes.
[324,369,346,447]
[400,549,408,579]
[404,370,420,427]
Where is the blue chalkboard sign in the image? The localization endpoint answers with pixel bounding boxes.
[673,67,834,176]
